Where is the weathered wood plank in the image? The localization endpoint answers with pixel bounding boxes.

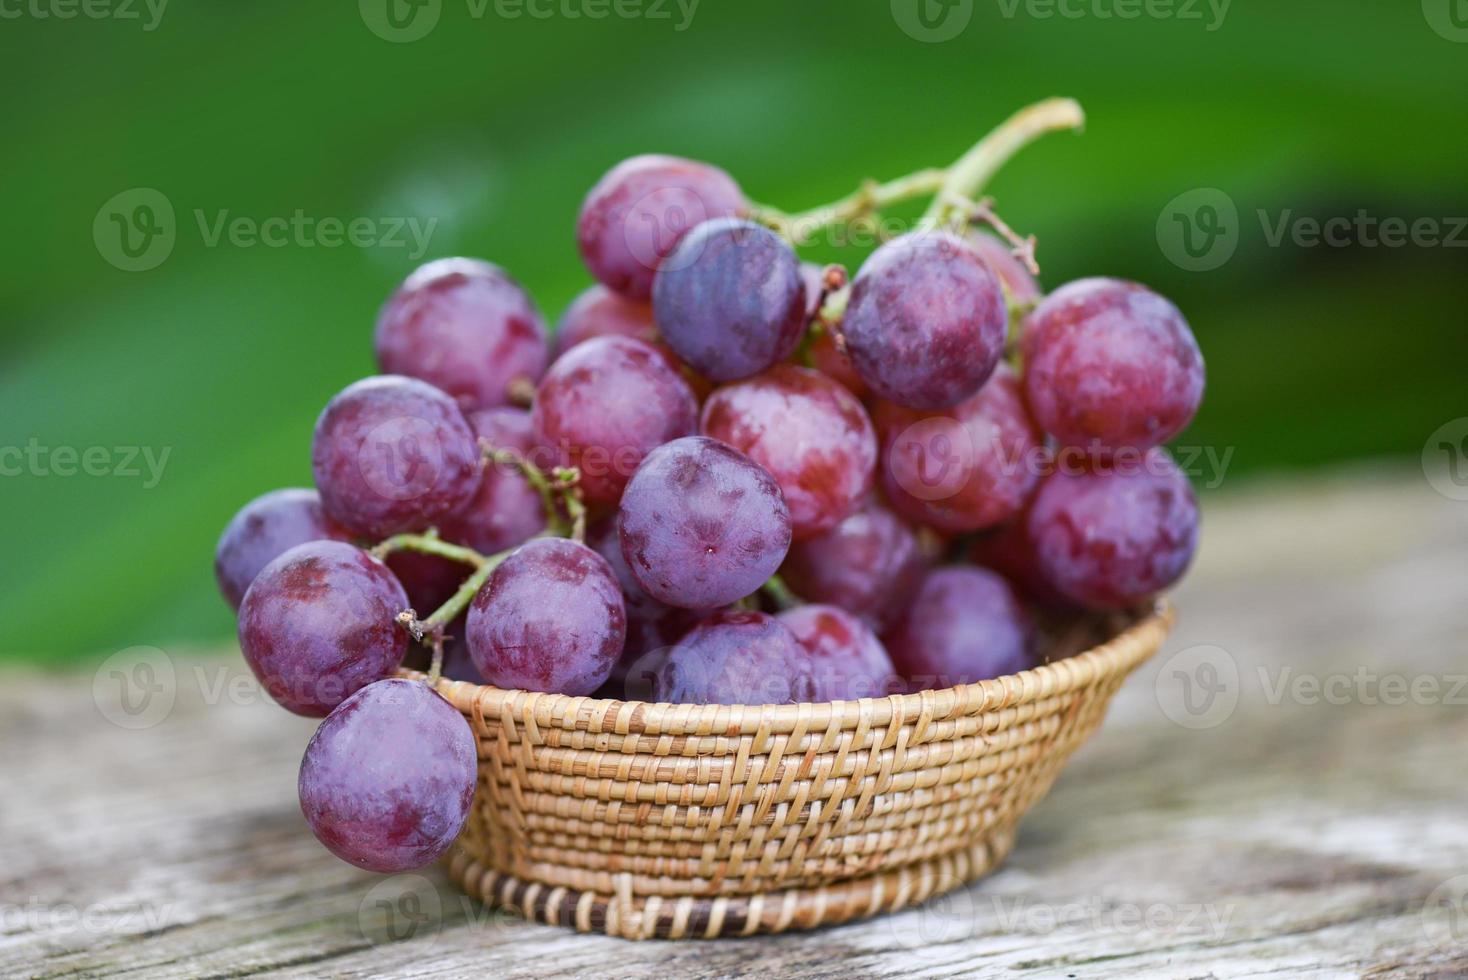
[4,466,1466,979]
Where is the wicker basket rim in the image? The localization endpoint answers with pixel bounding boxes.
[407,602,1172,736]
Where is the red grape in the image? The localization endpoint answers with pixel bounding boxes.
[237,541,409,717]
[555,284,657,355]
[375,257,549,411]
[701,364,877,538]
[1022,278,1204,454]
[311,375,483,539]
[1027,448,1199,610]
[385,550,467,617]
[807,329,868,399]
[532,336,699,507]
[298,678,476,872]
[215,488,351,610]
[778,605,898,701]
[654,609,812,705]
[652,219,807,383]
[439,407,547,554]
[874,365,1044,534]
[884,567,1034,689]
[967,505,1070,608]
[779,498,927,631]
[466,538,626,695]
[842,232,1007,410]
[577,154,747,301]
[966,232,1041,305]
[619,436,792,609]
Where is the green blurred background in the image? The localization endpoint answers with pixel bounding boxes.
[2,0,1464,662]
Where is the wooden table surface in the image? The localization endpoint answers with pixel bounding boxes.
[5,467,1466,979]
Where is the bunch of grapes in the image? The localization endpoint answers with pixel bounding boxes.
[213,99,1204,874]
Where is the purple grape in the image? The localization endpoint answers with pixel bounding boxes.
[298,678,477,872]
[966,232,1041,305]
[967,503,1071,608]
[873,365,1045,534]
[438,407,547,554]
[884,567,1034,689]
[555,284,658,355]
[215,488,351,610]
[701,365,877,539]
[1027,448,1199,610]
[1022,278,1204,454]
[532,336,699,507]
[779,499,928,631]
[778,605,898,701]
[311,375,483,539]
[577,154,747,301]
[374,257,549,411]
[587,515,704,688]
[438,617,486,683]
[655,610,812,705]
[237,541,409,717]
[841,232,1007,410]
[619,436,792,610]
[466,538,626,695]
[652,219,807,383]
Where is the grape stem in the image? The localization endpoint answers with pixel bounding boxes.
[371,530,487,568]
[759,575,801,611]
[750,97,1084,247]
[921,97,1086,229]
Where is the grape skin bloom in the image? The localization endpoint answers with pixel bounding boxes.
[214,488,351,611]
[298,679,477,873]
[237,540,409,717]
[619,436,792,610]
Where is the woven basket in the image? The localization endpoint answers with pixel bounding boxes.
[412,603,1173,940]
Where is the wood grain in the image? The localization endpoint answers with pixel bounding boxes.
[4,466,1466,979]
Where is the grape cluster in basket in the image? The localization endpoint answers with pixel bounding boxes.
[215,100,1204,873]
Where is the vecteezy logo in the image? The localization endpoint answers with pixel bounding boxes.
[1422,875,1468,952]
[360,0,441,42]
[891,0,974,42]
[1422,418,1468,501]
[359,416,446,502]
[358,875,444,945]
[886,416,976,503]
[93,188,176,272]
[93,646,176,730]
[1423,0,1468,41]
[622,184,716,276]
[1156,188,1239,272]
[1154,645,1239,730]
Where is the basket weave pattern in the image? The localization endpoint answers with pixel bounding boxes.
[424,605,1173,939]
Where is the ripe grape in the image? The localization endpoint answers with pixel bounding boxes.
[874,365,1044,533]
[778,605,898,701]
[298,678,477,873]
[587,515,703,686]
[555,284,657,355]
[966,232,1041,305]
[439,407,547,553]
[884,567,1034,689]
[438,618,486,683]
[532,336,699,506]
[215,488,351,610]
[1022,278,1204,454]
[652,219,807,383]
[375,257,549,411]
[701,364,877,538]
[619,436,792,609]
[841,232,1007,409]
[311,375,483,539]
[237,541,409,716]
[1027,448,1199,610]
[655,610,812,705]
[779,499,927,631]
[578,154,747,301]
[466,538,626,695]
[967,506,1069,608]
